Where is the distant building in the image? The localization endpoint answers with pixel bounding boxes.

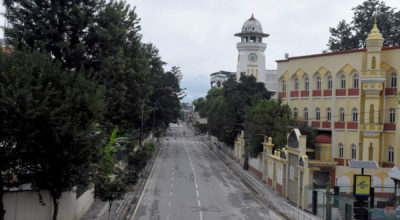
[234,14,277,96]
[210,70,235,88]
[209,15,277,96]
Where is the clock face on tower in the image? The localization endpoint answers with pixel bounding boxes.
[248,53,257,62]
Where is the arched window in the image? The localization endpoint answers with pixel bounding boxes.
[295,78,299,91]
[341,75,346,89]
[351,144,357,159]
[339,143,344,158]
[304,108,308,120]
[391,72,397,88]
[352,108,358,122]
[317,77,321,90]
[327,108,332,121]
[305,77,309,91]
[389,109,395,123]
[388,146,394,163]
[316,108,320,120]
[327,76,332,90]
[293,108,298,120]
[353,74,359,88]
[339,108,345,122]
[282,80,286,92]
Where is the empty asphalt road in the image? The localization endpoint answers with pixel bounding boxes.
[130,123,273,220]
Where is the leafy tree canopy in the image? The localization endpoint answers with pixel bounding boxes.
[327,0,400,51]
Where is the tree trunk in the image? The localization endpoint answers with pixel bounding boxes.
[0,180,5,220]
[108,201,112,220]
[51,192,59,220]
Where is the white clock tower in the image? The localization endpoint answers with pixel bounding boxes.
[235,14,269,84]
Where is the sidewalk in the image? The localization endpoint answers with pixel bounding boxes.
[205,136,323,220]
[80,139,163,220]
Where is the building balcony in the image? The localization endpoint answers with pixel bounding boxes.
[322,121,331,128]
[334,158,345,166]
[323,89,332,96]
[384,123,396,131]
[334,121,345,129]
[301,90,309,97]
[382,162,395,168]
[311,121,320,127]
[336,89,346,96]
[278,92,286,98]
[347,122,358,129]
[361,123,383,133]
[312,90,321,97]
[385,88,397,96]
[348,88,359,96]
[290,91,299,97]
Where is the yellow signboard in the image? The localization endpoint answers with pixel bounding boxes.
[354,175,371,196]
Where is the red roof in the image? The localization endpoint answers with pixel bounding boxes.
[276,46,400,63]
[315,134,331,144]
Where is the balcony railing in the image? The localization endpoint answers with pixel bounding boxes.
[385,88,397,96]
[336,89,346,96]
[322,121,331,128]
[384,123,396,131]
[311,121,320,127]
[301,90,309,97]
[312,90,321,97]
[278,92,286,98]
[347,122,358,129]
[348,88,359,96]
[290,91,299,97]
[323,89,332,96]
[335,121,345,129]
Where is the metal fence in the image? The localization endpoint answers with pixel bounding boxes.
[304,185,400,220]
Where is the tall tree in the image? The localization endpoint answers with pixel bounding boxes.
[245,99,292,157]
[4,0,105,70]
[0,50,104,220]
[327,0,400,51]
[327,20,359,52]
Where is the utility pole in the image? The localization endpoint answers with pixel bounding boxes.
[140,101,144,147]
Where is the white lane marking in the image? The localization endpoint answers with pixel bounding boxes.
[168,201,171,207]
[130,140,165,220]
[171,177,174,181]
[185,144,203,220]
[170,183,174,188]
[170,192,173,197]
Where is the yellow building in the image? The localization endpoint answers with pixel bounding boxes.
[276,20,400,190]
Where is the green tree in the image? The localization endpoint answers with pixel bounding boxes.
[245,99,292,157]
[327,20,359,52]
[94,127,128,220]
[327,0,400,51]
[4,0,105,70]
[0,50,104,220]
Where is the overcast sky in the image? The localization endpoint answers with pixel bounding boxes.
[0,0,398,103]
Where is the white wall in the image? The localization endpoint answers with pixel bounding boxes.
[3,188,94,220]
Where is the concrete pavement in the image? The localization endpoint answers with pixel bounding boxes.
[131,124,275,220]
